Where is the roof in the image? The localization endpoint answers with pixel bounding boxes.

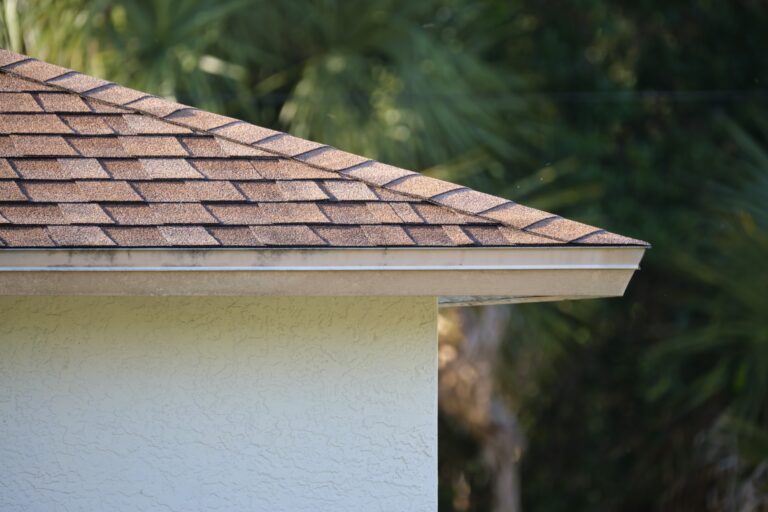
[0,49,647,249]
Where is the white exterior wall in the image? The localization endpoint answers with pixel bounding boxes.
[0,296,437,512]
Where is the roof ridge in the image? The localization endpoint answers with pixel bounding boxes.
[0,48,648,246]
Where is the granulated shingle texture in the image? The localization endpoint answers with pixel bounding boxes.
[0,49,648,248]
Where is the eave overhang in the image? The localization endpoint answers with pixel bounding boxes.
[0,246,646,307]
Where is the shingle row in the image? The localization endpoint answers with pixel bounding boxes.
[0,50,648,247]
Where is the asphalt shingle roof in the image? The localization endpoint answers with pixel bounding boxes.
[0,49,647,248]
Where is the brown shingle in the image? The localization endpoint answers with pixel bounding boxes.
[0,136,20,156]
[361,225,415,246]
[180,136,225,157]
[571,230,646,246]
[140,158,203,179]
[277,181,328,201]
[373,187,420,202]
[48,225,115,246]
[236,182,282,202]
[0,73,56,92]
[0,181,26,201]
[0,93,43,112]
[85,84,147,105]
[406,226,457,247]
[59,203,112,224]
[313,226,369,246]
[320,203,401,224]
[390,203,423,223]
[0,159,17,178]
[323,180,377,200]
[48,72,111,93]
[433,189,510,214]
[149,203,217,224]
[165,109,235,130]
[463,226,508,246]
[9,60,70,81]
[499,227,560,245]
[188,181,244,201]
[525,217,600,242]
[0,205,65,224]
[256,202,329,224]
[256,134,326,157]
[443,226,474,246]
[209,226,261,246]
[0,114,72,134]
[103,204,159,225]
[105,226,168,246]
[254,159,337,179]
[122,114,191,134]
[36,93,91,112]
[342,161,416,185]
[159,226,218,246]
[61,115,115,135]
[67,136,126,157]
[0,226,54,246]
[101,159,150,180]
[77,180,142,201]
[412,204,488,224]
[119,136,188,157]
[206,204,263,224]
[212,122,279,144]
[481,203,555,229]
[132,182,192,202]
[12,159,64,180]
[251,225,326,246]
[387,175,464,198]
[24,181,83,202]
[83,99,130,113]
[193,159,263,180]
[0,50,29,68]
[128,96,188,118]
[299,148,370,171]
[217,138,271,157]
[58,158,109,179]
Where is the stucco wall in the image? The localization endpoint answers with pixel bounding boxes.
[0,296,436,512]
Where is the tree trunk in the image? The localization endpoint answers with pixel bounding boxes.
[438,305,525,512]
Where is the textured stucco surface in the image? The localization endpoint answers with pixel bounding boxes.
[0,296,437,512]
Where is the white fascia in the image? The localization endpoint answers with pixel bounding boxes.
[0,246,646,307]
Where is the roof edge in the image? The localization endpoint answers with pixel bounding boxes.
[0,48,649,247]
[0,246,645,305]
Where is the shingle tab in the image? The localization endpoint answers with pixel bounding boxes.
[48,225,114,246]
[0,181,26,201]
[13,159,65,180]
[250,225,326,246]
[61,115,115,135]
[0,226,55,246]
[159,226,218,246]
[37,93,91,112]
[212,122,279,144]
[0,114,72,134]
[0,205,65,224]
[9,60,70,81]
[59,203,112,224]
[141,159,202,179]
[105,226,168,246]
[0,93,43,112]
[256,134,326,157]
[165,109,235,131]
[120,136,188,157]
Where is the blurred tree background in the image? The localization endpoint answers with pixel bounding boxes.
[2,0,766,510]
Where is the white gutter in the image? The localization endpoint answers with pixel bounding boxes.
[0,246,645,306]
